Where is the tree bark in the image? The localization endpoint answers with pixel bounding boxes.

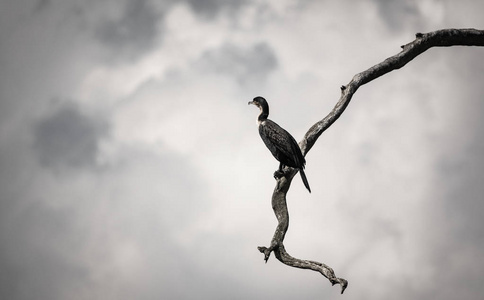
[257,28,484,294]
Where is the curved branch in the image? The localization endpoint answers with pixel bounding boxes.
[258,173,348,294]
[300,28,484,155]
[258,28,484,294]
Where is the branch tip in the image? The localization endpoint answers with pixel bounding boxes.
[257,246,271,263]
[340,279,348,294]
[340,85,346,91]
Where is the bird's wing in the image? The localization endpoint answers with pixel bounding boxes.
[259,120,305,168]
[285,131,306,168]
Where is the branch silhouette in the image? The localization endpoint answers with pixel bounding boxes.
[257,28,484,294]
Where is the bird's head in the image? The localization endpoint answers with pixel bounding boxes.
[248,96,269,114]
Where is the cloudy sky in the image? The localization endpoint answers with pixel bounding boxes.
[1,0,484,299]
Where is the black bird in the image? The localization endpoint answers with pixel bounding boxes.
[248,96,311,193]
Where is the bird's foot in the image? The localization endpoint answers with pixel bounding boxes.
[273,169,285,179]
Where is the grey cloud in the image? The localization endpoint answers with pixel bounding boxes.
[373,0,420,32]
[0,202,89,300]
[428,146,484,299]
[436,49,484,247]
[34,0,51,13]
[32,102,108,171]
[0,140,214,299]
[431,124,484,295]
[3,1,484,299]
[185,0,249,18]
[418,51,484,300]
[438,150,484,242]
[195,42,278,86]
[387,141,484,299]
[95,0,162,61]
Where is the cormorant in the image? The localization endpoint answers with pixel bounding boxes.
[248,96,311,193]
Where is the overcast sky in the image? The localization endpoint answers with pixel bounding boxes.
[1,0,484,299]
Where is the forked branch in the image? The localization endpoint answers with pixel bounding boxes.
[258,28,484,294]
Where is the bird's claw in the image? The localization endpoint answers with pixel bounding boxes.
[273,169,284,179]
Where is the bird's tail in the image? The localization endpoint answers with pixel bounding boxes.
[299,168,311,193]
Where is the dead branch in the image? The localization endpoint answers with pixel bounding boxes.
[258,28,484,294]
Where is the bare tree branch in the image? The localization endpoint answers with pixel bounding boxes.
[301,28,484,155]
[258,28,484,294]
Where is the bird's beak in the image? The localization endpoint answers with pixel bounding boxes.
[248,101,253,105]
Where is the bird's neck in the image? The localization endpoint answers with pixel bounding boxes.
[257,104,269,123]
[258,111,268,123]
